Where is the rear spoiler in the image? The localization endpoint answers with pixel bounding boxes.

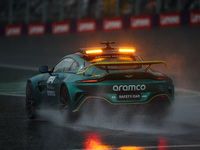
[77,61,168,75]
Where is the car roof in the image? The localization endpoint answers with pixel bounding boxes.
[74,41,140,59]
[77,41,135,54]
[62,41,141,64]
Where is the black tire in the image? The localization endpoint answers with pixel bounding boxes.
[60,85,80,122]
[26,81,36,119]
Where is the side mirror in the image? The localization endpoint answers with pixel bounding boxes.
[39,65,49,73]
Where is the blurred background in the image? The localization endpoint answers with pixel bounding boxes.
[0,0,200,24]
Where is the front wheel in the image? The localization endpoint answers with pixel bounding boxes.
[60,85,80,122]
[26,82,36,119]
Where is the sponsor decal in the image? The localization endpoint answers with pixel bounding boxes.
[47,76,56,84]
[77,20,96,33]
[52,21,70,34]
[47,90,56,96]
[118,94,141,100]
[28,23,45,35]
[103,17,123,31]
[47,84,54,90]
[95,54,131,59]
[113,84,146,92]
[5,25,22,37]
[111,96,117,99]
[190,11,200,25]
[159,13,181,27]
[130,16,152,29]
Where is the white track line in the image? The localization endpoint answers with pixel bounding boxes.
[142,144,200,149]
[175,88,200,97]
[0,63,38,71]
[0,93,25,97]
[58,144,200,150]
[175,88,200,95]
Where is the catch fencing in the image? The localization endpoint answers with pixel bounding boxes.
[1,11,200,37]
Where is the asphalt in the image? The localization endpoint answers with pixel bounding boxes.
[0,94,200,150]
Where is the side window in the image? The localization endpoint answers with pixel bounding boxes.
[134,56,142,61]
[70,61,78,70]
[53,58,74,73]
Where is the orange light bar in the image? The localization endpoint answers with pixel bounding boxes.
[119,48,135,53]
[86,49,102,54]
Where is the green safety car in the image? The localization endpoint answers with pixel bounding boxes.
[26,41,174,120]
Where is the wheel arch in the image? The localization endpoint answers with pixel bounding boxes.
[60,83,71,101]
[60,82,74,108]
[26,79,40,107]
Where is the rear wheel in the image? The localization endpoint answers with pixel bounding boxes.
[26,82,36,119]
[60,85,80,122]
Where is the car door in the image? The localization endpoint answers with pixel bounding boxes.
[39,57,78,106]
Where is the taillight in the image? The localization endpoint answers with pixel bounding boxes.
[157,77,167,80]
[161,95,167,98]
[77,80,98,83]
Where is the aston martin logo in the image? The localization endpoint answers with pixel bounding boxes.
[125,75,133,78]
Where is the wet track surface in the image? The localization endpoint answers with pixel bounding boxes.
[1,27,200,149]
[1,93,200,150]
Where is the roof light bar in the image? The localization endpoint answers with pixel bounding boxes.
[119,48,135,53]
[86,49,102,54]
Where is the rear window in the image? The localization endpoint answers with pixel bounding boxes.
[89,57,142,70]
[90,57,136,63]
